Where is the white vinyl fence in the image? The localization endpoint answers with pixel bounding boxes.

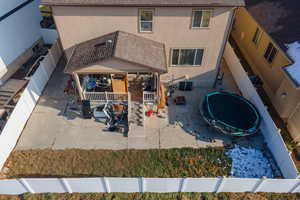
[41,28,58,45]
[0,40,62,170]
[0,41,299,195]
[0,177,300,195]
[224,43,299,179]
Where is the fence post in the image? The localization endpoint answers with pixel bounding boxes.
[18,179,35,194]
[179,178,186,192]
[289,181,300,193]
[215,177,225,193]
[102,177,110,193]
[60,178,72,193]
[252,177,266,193]
[105,92,108,103]
[139,177,144,193]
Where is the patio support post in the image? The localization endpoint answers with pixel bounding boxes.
[73,73,84,100]
[105,91,108,102]
[156,73,160,103]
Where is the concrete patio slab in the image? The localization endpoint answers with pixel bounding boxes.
[15,60,254,150]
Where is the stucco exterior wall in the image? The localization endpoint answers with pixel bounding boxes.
[231,8,298,114]
[273,79,300,118]
[231,7,300,142]
[275,79,300,143]
[52,6,234,87]
[287,107,300,142]
[231,8,292,97]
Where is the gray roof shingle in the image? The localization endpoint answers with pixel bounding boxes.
[65,31,167,73]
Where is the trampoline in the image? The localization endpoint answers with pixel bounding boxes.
[201,91,261,136]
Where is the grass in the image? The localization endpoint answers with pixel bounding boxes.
[0,193,300,200]
[2,148,231,178]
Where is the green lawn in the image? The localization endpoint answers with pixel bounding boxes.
[1,193,300,200]
[3,148,231,178]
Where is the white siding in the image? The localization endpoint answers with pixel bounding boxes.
[0,0,29,15]
[0,0,42,67]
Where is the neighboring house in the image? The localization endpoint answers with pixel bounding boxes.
[0,0,43,84]
[231,0,300,142]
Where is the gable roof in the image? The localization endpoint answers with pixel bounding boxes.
[245,0,300,52]
[65,31,167,74]
[42,0,245,7]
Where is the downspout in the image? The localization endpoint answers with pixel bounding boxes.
[213,7,237,88]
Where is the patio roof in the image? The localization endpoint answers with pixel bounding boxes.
[65,31,167,74]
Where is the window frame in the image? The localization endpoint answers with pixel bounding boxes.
[191,9,213,29]
[170,48,205,67]
[138,8,154,33]
[252,27,263,46]
[264,42,278,64]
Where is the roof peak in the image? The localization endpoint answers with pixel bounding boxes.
[65,31,167,74]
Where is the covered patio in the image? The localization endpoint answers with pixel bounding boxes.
[65,31,167,104]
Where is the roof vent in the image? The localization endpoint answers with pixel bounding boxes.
[94,42,106,48]
[94,40,113,48]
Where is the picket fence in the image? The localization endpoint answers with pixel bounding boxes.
[0,40,63,170]
[224,43,299,179]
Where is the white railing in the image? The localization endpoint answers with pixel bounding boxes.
[83,92,129,102]
[143,91,156,104]
[0,177,300,194]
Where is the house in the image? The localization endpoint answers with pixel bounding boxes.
[41,0,244,135]
[0,0,43,84]
[231,0,300,143]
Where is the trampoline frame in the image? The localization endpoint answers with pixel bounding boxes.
[201,91,261,136]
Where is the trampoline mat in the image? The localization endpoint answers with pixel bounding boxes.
[206,92,259,130]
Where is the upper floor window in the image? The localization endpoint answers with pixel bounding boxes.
[191,10,212,28]
[252,27,262,46]
[171,49,204,66]
[139,9,154,32]
[264,42,277,64]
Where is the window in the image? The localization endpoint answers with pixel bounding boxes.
[252,27,262,46]
[171,49,204,66]
[264,43,277,63]
[191,10,212,28]
[139,9,154,32]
